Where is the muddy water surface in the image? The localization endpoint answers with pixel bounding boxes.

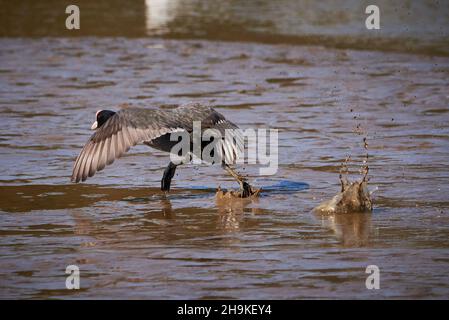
[1,35,449,297]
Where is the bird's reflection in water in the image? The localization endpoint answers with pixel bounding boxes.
[315,212,372,247]
[159,196,174,218]
[215,196,260,233]
[73,210,94,236]
[70,191,262,246]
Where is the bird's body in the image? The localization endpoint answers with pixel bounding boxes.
[71,103,254,195]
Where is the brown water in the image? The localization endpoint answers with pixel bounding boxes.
[1,1,449,299]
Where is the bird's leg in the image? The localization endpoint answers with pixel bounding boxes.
[222,164,252,197]
[161,162,177,192]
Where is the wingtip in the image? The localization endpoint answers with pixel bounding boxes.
[70,173,80,183]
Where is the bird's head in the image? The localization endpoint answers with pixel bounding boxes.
[91,110,116,130]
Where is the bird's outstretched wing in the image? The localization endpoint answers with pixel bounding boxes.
[71,104,244,183]
[71,109,184,183]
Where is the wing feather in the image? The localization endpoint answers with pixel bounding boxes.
[89,142,101,177]
[97,139,108,172]
[107,134,116,165]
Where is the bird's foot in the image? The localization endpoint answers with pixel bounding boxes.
[240,181,251,198]
[216,182,261,199]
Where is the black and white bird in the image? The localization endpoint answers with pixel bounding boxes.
[71,103,252,195]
